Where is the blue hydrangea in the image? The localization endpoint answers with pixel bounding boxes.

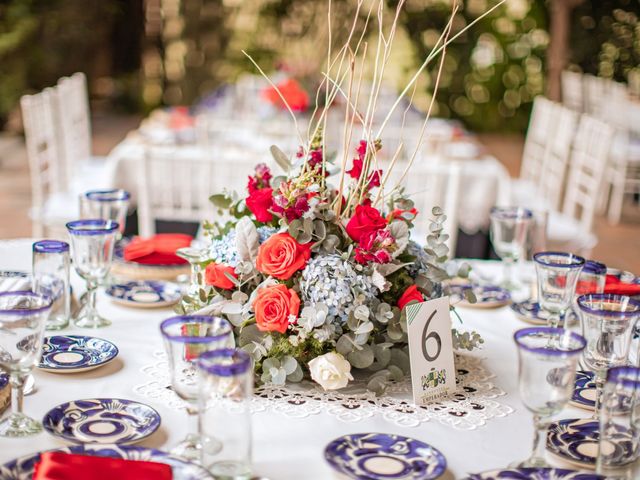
[300,254,378,322]
[208,225,278,266]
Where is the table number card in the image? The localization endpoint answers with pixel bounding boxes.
[405,296,456,406]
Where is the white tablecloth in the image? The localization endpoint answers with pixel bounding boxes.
[0,239,595,479]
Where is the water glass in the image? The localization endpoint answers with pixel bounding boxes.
[80,189,130,237]
[66,219,119,328]
[526,209,548,259]
[176,247,209,304]
[0,291,52,437]
[489,207,533,290]
[577,294,640,418]
[534,252,585,328]
[160,315,234,461]
[32,240,70,330]
[597,366,640,478]
[199,349,253,479]
[513,327,586,467]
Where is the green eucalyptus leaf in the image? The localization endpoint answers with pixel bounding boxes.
[209,194,232,209]
[347,344,375,369]
[270,145,291,172]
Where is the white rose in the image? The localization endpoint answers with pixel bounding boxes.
[308,352,354,391]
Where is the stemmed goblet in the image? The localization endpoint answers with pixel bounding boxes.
[176,247,209,303]
[513,327,586,467]
[80,189,130,239]
[533,252,585,328]
[66,219,119,328]
[577,294,640,418]
[0,291,52,437]
[489,207,533,291]
[160,315,234,461]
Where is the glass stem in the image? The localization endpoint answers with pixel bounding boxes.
[187,405,200,441]
[530,413,548,465]
[9,373,25,417]
[87,280,97,317]
[503,258,514,286]
[594,372,606,419]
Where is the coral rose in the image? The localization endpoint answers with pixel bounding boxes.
[397,285,424,310]
[253,284,300,333]
[246,188,274,223]
[256,233,311,280]
[345,205,387,242]
[204,263,237,290]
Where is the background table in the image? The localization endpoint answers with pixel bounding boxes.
[0,238,597,479]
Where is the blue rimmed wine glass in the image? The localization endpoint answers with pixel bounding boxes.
[80,189,130,238]
[0,291,52,437]
[160,315,234,461]
[534,252,585,329]
[489,207,533,290]
[513,327,586,468]
[577,294,640,418]
[66,219,119,328]
[597,366,640,477]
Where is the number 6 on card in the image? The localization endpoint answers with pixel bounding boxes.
[405,296,457,405]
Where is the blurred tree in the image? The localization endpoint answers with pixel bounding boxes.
[399,0,548,132]
[0,0,140,128]
[568,0,640,82]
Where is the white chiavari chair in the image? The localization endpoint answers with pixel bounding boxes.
[137,146,263,237]
[598,81,640,223]
[547,114,614,255]
[20,88,78,237]
[561,70,584,112]
[382,160,461,257]
[56,72,110,192]
[536,103,578,211]
[519,96,557,187]
[583,74,607,117]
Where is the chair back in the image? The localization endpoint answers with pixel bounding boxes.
[561,70,584,111]
[56,72,92,187]
[383,159,461,256]
[137,146,260,237]
[20,88,64,215]
[562,114,614,234]
[583,74,607,117]
[520,96,557,185]
[537,104,578,210]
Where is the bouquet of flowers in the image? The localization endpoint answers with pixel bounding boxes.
[177,0,502,394]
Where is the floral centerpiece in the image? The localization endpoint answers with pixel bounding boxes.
[177,0,503,394]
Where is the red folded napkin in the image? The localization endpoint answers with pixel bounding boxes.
[605,275,640,296]
[123,234,192,265]
[262,78,309,112]
[32,452,172,480]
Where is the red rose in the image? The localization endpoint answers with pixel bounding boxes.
[246,188,274,223]
[346,205,387,242]
[204,263,237,290]
[397,285,424,310]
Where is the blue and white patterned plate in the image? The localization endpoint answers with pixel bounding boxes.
[546,418,636,468]
[0,444,212,480]
[450,285,511,309]
[324,433,447,480]
[43,398,161,445]
[570,371,596,411]
[463,468,603,479]
[510,300,550,325]
[39,336,118,373]
[106,281,182,308]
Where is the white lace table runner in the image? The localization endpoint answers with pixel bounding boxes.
[133,352,514,431]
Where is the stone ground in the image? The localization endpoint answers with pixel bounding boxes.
[0,116,638,273]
